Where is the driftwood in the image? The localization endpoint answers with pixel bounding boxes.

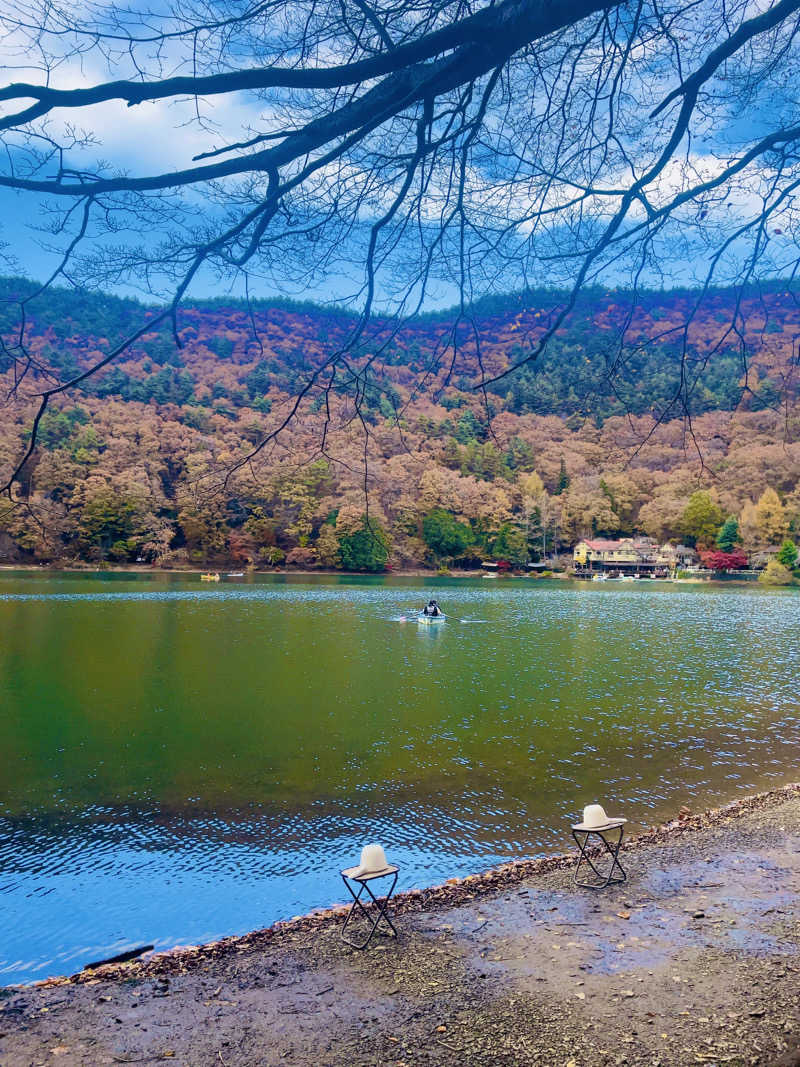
[83,945,155,970]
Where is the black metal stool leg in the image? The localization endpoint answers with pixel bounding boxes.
[597,830,627,885]
[361,878,399,938]
[342,880,372,925]
[340,871,398,949]
[572,828,627,889]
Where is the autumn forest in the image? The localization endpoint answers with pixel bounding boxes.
[1,277,799,572]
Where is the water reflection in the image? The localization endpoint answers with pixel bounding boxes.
[0,573,798,983]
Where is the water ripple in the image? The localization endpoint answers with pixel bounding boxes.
[0,576,798,983]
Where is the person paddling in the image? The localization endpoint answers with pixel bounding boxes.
[422,598,442,617]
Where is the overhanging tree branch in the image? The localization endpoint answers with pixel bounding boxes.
[1,0,800,504]
[0,0,617,130]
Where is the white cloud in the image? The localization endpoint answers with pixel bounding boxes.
[0,16,269,177]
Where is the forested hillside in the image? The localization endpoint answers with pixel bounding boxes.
[1,277,799,570]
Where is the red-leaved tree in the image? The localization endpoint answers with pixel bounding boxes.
[698,550,749,572]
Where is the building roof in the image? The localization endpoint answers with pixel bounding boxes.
[580,539,624,551]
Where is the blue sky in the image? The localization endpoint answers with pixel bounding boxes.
[0,1,795,309]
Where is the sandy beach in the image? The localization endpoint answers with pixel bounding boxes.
[2,784,799,1067]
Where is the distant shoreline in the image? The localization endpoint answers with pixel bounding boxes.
[0,563,765,584]
[0,562,463,577]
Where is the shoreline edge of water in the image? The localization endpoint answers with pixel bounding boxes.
[20,779,800,992]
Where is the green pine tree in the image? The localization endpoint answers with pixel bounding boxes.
[555,458,570,495]
[776,539,798,569]
[338,518,390,572]
[716,516,740,552]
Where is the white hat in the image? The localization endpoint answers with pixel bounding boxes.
[348,843,389,878]
[574,803,627,831]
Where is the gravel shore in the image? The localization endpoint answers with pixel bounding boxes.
[2,783,799,1067]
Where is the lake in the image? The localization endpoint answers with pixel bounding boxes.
[0,571,798,984]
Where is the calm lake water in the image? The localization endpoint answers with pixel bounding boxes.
[0,571,798,984]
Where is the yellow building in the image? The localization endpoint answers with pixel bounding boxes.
[573,537,678,577]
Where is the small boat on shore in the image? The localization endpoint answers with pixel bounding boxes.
[200,572,220,582]
[226,572,245,577]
